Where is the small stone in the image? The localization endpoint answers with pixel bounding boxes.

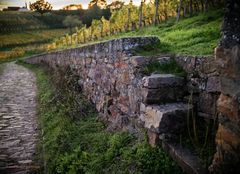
[206,76,221,92]
[157,56,171,64]
[147,130,159,147]
[18,160,32,164]
[2,116,15,119]
[130,56,147,67]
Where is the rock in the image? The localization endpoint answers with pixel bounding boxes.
[147,130,160,147]
[142,74,185,104]
[130,56,148,67]
[162,141,207,174]
[206,76,221,92]
[217,93,240,122]
[140,103,192,134]
[174,56,196,72]
[157,56,171,64]
[18,160,32,164]
[187,78,207,93]
[142,87,184,104]
[215,46,240,97]
[198,92,219,116]
[142,74,184,89]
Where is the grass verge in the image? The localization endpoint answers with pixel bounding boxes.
[20,62,184,174]
[115,10,223,56]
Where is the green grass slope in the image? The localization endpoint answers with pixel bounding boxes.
[0,29,68,49]
[104,10,223,56]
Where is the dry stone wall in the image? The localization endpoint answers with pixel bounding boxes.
[175,55,221,120]
[25,37,160,132]
[25,37,221,137]
[25,37,224,173]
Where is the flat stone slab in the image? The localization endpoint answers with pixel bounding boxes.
[162,141,207,174]
[142,74,185,104]
[140,102,192,134]
[142,74,184,89]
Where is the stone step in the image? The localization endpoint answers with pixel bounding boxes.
[140,102,192,135]
[157,56,172,64]
[142,74,185,104]
[162,141,207,174]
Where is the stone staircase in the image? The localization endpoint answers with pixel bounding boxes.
[139,58,207,174]
[140,73,190,141]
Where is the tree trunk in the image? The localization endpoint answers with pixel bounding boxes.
[183,5,187,17]
[200,0,204,12]
[70,27,72,46]
[83,30,86,43]
[90,27,93,41]
[176,0,183,22]
[204,0,208,12]
[127,8,131,31]
[154,0,159,26]
[194,1,200,13]
[100,21,103,38]
[139,1,143,28]
[189,0,193,16]
[109,21,112,36]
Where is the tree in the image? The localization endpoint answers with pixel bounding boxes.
[189,0,193,16]
[139,0,144,28]
[176,0,183,21]
[154,0,160,25]
[63,16,83,45]
[107,1,124,11]
[29,0,52,14]
[88,0,107,9]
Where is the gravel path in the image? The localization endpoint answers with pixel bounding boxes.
[0,62,40,174]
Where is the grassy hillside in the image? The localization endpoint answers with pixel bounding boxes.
[0,8,110,33]
[0,29,68,49]
[0,28,68,62]
[59,9,223,56]
[0,11,83,32]
[107,10,223,56]
[0,11,46,32]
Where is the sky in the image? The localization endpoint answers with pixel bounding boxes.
[0,0,142,10]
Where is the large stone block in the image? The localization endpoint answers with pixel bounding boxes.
[206,76,221,92]
[142,74,184,104]
[130,56,148,67]
[142,87,184,104]
[142,74,184,89]
[198,92,219,116]
[217,93,240,123]
[140,103,192,134]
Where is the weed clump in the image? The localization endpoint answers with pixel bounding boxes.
[143,59,187,77]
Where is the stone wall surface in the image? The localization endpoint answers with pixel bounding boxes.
[175,55,221,119]
[209,1,240,173]
[25,37,220,131]
[209,46,240,173]
[25,37,159,132]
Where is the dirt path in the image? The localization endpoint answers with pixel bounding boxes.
[0,62,40,174]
